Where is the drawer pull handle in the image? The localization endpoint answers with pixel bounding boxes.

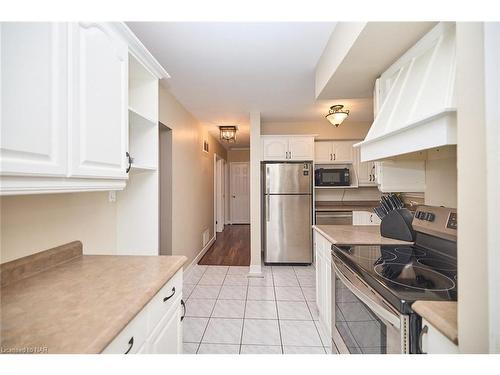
[124,336,134,354]
[163,287,176,302]
[181,299,186,321]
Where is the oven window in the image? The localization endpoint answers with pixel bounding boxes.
[335,274,388,354]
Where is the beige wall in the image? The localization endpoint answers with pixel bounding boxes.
[0,192,117,263]
[159,86,227,267]
[261,120,372,140]
[228,149,250,163]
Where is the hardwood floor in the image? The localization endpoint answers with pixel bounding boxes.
[199,224,250,266]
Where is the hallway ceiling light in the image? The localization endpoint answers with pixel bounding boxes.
[325,105,350,127]
[219,126,238,142]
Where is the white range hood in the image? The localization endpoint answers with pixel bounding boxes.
[356,23,457,162]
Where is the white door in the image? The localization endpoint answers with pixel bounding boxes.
[262,137,288,161]
[69,22,128,179]
[149,303,183,354]
[332,141,355,163]
[314,141,333,163]
[288,137,314,160]
[230,162,250,224]
[0,23,68,176]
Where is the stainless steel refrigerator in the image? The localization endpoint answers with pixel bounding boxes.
[262,162,313,264]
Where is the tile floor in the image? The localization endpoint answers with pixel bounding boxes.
[182,264,333,354]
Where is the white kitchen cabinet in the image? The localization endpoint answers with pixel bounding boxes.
[353,211,381,225]
[149,302,183,354]
[314,140,357,164]
[0,23,68,177]
[103,269,184,354]
[69,23,129,179]
[0,22,168,196]
[314,141,334,163]
[354,147,377,186]
[262,136,314,161]
[420,318,459,354]
[262,137,289,161]
[332,141,355,163]
[314,230,332,341]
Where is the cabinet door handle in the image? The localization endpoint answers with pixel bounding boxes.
[334,153,336,160]
[163,286,176,302]
[330,153,332,161]
[126,152,134,173]
[418,325,428,354]
[180,299,186,321]
[124,336,134,354]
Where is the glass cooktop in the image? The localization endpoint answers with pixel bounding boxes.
[332,244,457,313]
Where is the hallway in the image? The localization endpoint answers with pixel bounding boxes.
[199,225,250,266]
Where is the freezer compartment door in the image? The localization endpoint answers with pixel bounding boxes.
[265,163,312,194]
[264,194,312,263]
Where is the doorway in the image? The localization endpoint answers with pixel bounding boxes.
[159,123,172,255]
[230,162,250,224]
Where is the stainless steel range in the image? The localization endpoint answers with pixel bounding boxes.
[331,205,457,354]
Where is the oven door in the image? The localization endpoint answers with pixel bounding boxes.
[331,254,409,354]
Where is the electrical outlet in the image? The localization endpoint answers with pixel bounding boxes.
[108,191,116,202]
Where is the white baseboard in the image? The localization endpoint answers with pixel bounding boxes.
[248,264,263,277]
[183,235,216,277]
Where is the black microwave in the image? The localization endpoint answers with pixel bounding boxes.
[315,168,350,186]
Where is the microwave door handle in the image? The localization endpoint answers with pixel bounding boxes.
[332,257,400,328]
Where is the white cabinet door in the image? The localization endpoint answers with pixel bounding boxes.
[288,137,314,160]
[353,211,380,225]
[314,141,333,163]
[0,23,68,177]
[69,22,128,179]
[149,302,183,354]
[332,141,355,163]
[420,318,459,354]
[262,137,288,161]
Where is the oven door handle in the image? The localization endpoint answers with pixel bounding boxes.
[332,257,401,329]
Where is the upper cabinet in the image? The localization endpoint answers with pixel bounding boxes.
[262,136,314,161]
[0,23,68,177]
[69,23,129,179]
[314,141,355,164]
[0,22,168,196]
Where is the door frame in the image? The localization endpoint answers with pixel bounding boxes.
[213,153,226,235]
[230,161,250,224]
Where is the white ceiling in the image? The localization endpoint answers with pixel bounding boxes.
[128,22,373,148]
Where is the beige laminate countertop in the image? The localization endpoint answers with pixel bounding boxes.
[412,301,458,345]
[0,253,186,354]
[313,225,413,245]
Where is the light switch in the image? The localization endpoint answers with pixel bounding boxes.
[108,191,116,202]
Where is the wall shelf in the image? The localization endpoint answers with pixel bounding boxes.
[129,107,156,127]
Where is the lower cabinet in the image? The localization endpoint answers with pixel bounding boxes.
[148,302,183,354]
[420,318,459,354]
[102,269,184,354]
[353,211,381,225]
[314,230,332,345]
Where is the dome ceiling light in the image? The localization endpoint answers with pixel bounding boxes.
[325,105,350,127]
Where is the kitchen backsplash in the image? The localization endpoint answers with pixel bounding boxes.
[315,187,382,201]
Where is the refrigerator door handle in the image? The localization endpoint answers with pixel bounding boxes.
[266,166,270,194]
[266,194,270,222]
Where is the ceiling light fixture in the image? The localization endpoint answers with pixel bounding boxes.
[219,125,238,143]
[325,105,350,127]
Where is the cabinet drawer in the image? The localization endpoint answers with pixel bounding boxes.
[148,269,183,332]
[102,307,148,354]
